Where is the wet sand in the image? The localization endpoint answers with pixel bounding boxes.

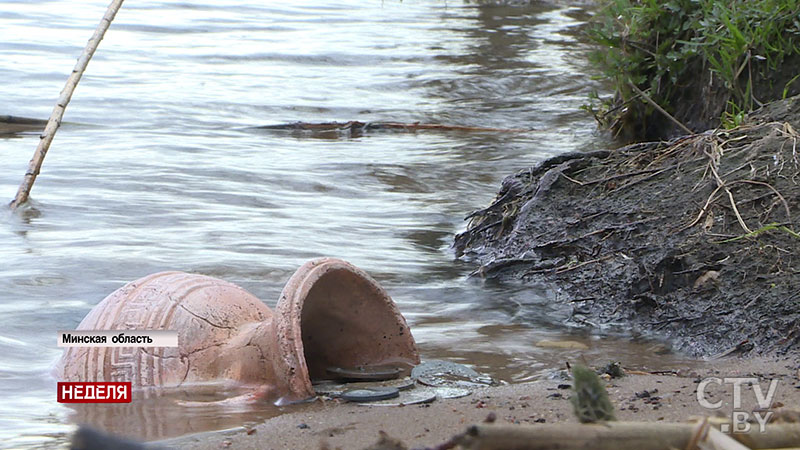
[163,356,800,449]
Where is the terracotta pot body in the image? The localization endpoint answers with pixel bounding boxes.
[55,258,419,403]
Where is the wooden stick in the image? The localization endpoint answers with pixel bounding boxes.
[704,428,752,450]
[10,0,125,210]
[452,422,800,450]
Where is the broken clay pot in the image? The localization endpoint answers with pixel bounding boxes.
[54,257,420,403]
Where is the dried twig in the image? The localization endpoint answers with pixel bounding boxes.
[10,0,126,209]
[681,185,724,232]
[776,122,799,168]
[685,417,709,450]
[560,172,585,186]
[704,147,751,233]
[555,255,614,274]
[733,179,792,224]
[627,81,694,135]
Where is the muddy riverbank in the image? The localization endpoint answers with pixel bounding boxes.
[455,96,800,357]
[166,356,800,449]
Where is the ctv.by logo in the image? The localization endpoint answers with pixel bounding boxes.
[696,377,779,433]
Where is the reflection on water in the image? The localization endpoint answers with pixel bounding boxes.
[67,385,292,442]
[0,0,699,447]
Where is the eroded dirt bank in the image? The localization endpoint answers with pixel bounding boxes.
[455,96,800,357]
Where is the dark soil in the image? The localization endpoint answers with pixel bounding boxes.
[665,54,800,142]
[455,96,800,357]
[609,50,800,142]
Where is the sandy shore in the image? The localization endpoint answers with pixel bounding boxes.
[159,356,800,449]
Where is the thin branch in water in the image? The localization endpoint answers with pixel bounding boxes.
[10,0,125,210]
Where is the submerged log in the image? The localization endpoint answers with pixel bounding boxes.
[254,121,529,134]
[0,115,47,135]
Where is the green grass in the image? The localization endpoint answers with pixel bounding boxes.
[585,0,800,139]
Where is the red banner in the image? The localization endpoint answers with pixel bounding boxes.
[57,382,132,403]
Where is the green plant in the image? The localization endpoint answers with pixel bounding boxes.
[694,0,800,112]
[721,100,746,129]
[784,74,800,99]
[570,364,616,423]
[716,222,800,243]
[586,0,800,140]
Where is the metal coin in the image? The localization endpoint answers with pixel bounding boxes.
[340,387,400,403]
[313,377,415,397]
[327,365,402,381]
[358,387,437,407]
[433,387,473,399]
[411,360,494,388]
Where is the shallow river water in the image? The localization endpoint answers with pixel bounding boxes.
[1,1,700,447]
